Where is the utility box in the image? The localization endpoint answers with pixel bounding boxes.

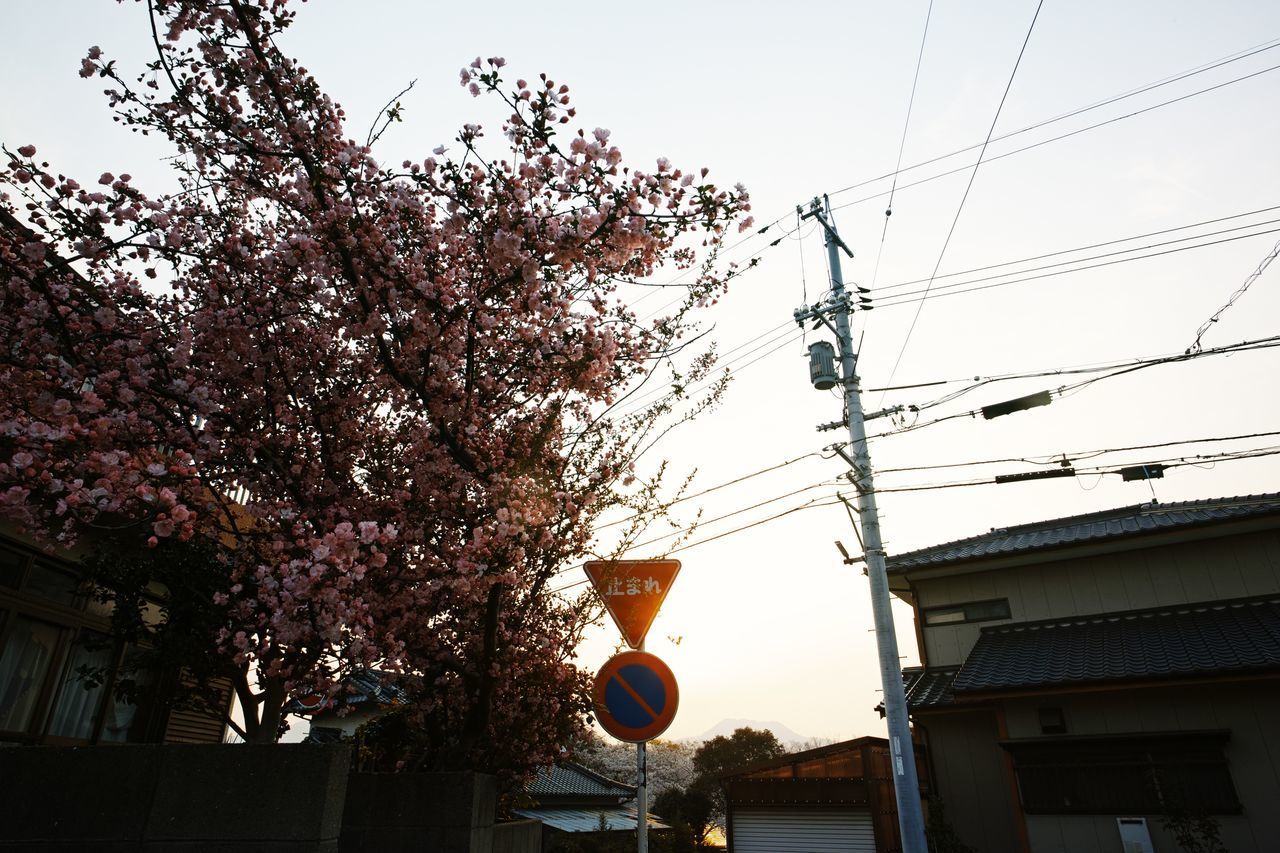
[808,341,838,390]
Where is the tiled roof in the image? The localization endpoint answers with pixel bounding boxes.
[887,493,1280,571]
[285,669,409,715]
[511,805,668,833]
[525,762,635,800]
[341,670,410,705]
[903,667,958,708]
[953,596,1280,693]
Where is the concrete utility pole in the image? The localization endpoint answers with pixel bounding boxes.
[794,196,929,853]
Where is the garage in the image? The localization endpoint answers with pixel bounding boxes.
[732,806,876,852]
[722,736,929,853]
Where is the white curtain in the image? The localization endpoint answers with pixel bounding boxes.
[0,616,60,733]
[46,631,113,741]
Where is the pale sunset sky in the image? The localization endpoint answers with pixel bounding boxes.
[4,0,1280,744]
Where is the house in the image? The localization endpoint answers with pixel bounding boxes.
[514,761,668,851]
[886,493,1280,853]
[721,736,929,853]
[291,669,409,742]
[0,526,231,745]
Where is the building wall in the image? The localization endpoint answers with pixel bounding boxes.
[1001,681,1280,853]
[917,528,1280,667]
[917,709,1021,853]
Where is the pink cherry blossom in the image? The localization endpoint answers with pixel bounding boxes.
[0,0,748,771]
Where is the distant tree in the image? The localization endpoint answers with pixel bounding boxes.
[572,730,697,798]
[654,785,715,850]
[691,726,785,832]
[0,0,747,777]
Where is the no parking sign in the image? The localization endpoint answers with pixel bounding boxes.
[591,650,679,743]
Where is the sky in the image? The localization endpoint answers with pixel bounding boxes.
[4,0,1280,745]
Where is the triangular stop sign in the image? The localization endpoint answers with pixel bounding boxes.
[584,559,681,649]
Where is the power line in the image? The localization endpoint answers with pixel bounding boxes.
[871,224,1280,309]
[1188,236,1280,353]
[616,477,844,555]
[872,335,1280,438]
[593,450,824,531]
[872,444,1280,496]
[609,323,802,419]
[631,209,1280,417]
[869,204,1280,294]
[874,429,1280,475]
[870,0,935,291]
[830,60,1280,219]
[632,37,1280,305]
[827,38,1280,203]
[879,0,1046,398]
[546,440,1280,596]
[663,495,846,556]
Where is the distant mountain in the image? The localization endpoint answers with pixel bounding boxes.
[695,718,808,745]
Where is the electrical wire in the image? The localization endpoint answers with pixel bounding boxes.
[599,139,1263,430]
[869,204,1280,294]
[879,0,1045,400]
[872,445,1280,496]
[869,0,935,291]
[874,429,1280,475]
[624,37,1280,307]
[617,477,845,555]
[1188,236,1280,353]
[871,225,1280,310]
[544,441,1280,596]
[593,450,825,531]
[910,334,1280,413]
[830,60,1280,219]
[827,38,1280,203]
[871,335,1280,439]
[663,495,847,556]
[609,323,803,419]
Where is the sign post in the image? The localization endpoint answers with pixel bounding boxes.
[585,560,682,853]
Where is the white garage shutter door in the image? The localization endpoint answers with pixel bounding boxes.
[732,806,876,853]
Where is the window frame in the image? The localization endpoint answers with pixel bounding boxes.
[922,598,1011,627]
[1001,731,1242,816]
[0,535,128,745]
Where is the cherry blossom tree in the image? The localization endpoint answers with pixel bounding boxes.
[0,0,748,771]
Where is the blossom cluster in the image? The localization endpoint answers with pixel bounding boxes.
[1,0,747,769]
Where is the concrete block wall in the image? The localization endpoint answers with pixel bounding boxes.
[0,744,512,853]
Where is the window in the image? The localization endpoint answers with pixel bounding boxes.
[0,536,147,743]
[46,631,115,740]
[1004,733,1241,814]
[0,616,62,733]
[923,599,1011,626]
[0,544,25,589]
[1038,706,1067,735]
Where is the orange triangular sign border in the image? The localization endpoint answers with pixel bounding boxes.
[584,559,681,649]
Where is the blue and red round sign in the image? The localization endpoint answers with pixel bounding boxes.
[592,650,679,743]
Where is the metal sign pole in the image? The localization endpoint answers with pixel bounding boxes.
[637,740,648,853]
[636,638,648,853]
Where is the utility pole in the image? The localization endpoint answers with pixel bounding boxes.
[794,196,928,853]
